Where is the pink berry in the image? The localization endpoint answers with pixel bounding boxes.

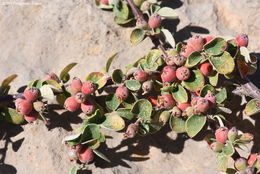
[115,85,129,102]
[74,92,86,104]
[148,14,162,29]
[24,111,38,123]
[23,87,39,102]
[204,36,214,43]
[205,92,216,108]
[173,55,187,66]
[71,144,82,153]
[78,146,94,164]
[64,97,80,112]
[180,45,195,58]
[161,66,177,83]
[165,56,175,66]
[81,81,97,95]
[159,94,176,108]
[247,154,257,166]
[187,36,205,52]
[176,66,190,81]
[199,62,213,76]
[235,33,249,47]
[81,101,95,115]
[100,0,109,5]
[215,127,228,144]
[15,99,33,115]
[133,69,149,82]
[177,102,191,111]
[195,98,209,113]
[191,97,199,107]
[70,77,82,95]
[44,72,60,83]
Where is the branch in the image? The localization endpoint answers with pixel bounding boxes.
[232,78,260,100]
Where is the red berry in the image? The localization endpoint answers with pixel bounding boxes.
[70,77,82,95]
[100,0,109,5]
[44,72,60,83]
[204,36,214,43]
[74,92,86,104]
[247,154,257,166]
[15,99,33,115]
[133,69,149,82]
[187,36,205,52]
[159,94,176,108]
[161,66,177,83]
[199,62,213,76]
[176,66,190,81]
[235,33,249,47]
[191,97,199,106]
[205,92,216,108]
[148,14,162,29]
[177,102,191,111]
[78,146,94,163]
[215,127,228,144]
[180,45,195,58]
[81,81,97,95]
[195,98,209,113]
[72,144,82,153]
[173,55,187,66]
[115,85,129,102]
[81,101,95,115]
[64,97,80,112]
[148,96,158,106]
[24,111,38,123]
[23,87,39,102]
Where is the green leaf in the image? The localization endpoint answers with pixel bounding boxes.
[222,141,235,156]
[170,116,186,133]
[59,63,77,83]
[182,70,205,91]
[69,166,78,174]
[185,52,203,68]
[105,94,120,111]
[204,38,227,55]
[93,149,111,162]
[185,115,206,137]
[80,124,102,143]
[117,108,135,120]
[161,29,175,48]
[130,29,146,44]
[105,52,118,73]
[172,85,188,103]
[146,49,162,65]
[200,84,215,97]
[157,7,178,19]
[216,153,228,172]
[85,109,104,124]
[4,108,24,125]
[244,99,260,116]
[86,72,107,89]
[1,74,17,87]
[131,99,153,121]
[45,80,62,90]
[102,113,125,131]
[111,69,123,84]
[209,51,235,75]
[39,85,55,100]
[115,16,133,24]
[63,133,81,142]
[113,1,129,19]
[216,88,227,104]
[209,71,219,86]
[226,168,237,174]
[122,92,137,109]
[125,80,141,91]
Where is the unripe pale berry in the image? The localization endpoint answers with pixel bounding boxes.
[234,158,247,171]
[78,146,94,163]
[180,45,195,58]
[133,0,144,7]
[68,150,78,161]
[199,62,213,76]
[215,127,228,144]
[100,0,109,5]
[159,94,176,108]
[136,19,148,30]
[44,72,60,83]
[161,66,177,83]
[81,81,97,95]
[187,36,205,52]
[176,66,190,81]
[23,87,39,102]
[159,111,170,124]
[177,102,191,111]
[64,97,80,112]
[140,1,151,11]
[240,133,254,142]
[124,123,139,138]
[205,92,216,108]
[115,85,129,103]
[33,101,45,113]
[182,106,194,117]
[142,80,154,94]
[24,111,39,123]
[210,142,224,152]
[148,14,162,29]
[171,106,182,117]
[133,69,149,82]
[246,167,256,174]
[70,77,82,95]
[173,55,187,66]
[235,33,249,47]
[247,154,257,166]
[15,99,33,115]
[204,36,214,43]
[195,98,209,113]
[165,56,175,66]
[228,127,238,142]
[74,92,86,104]
[81,101,95,115]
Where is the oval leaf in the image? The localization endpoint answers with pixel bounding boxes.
[4,108,24,124]
[39,85,55,100]
[170,116,186,133]
[204,38,227,55]
[216,88,227,104]
[185,52,203,68]
[130,29,146,44]
[131,99,152,121]
[209,71,219,86]
[105,53,118,73]
[161,29,175,48]
[102,113,125,131]
[185,115,206,138]
[116,108,135,120]
[112,69,123,84]
[200,84,215,97]
[157,7,178,19]
[125,80,141,91]
[59,63,77,83]
[93,149,111,162]
[1,74,17,87]
[182,70,205,91]
[105,94,120,111]
[244,99,260,116]
[172,85,188,103]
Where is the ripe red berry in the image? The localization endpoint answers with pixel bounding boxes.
[115,85,129,102]
[148,96,158,106]
[205,92,216,108]
[78,146,94,163]
[148,14,162,29]
[161,66,177,83]
[133,69,149,82]
[64,97,80,112]
[195,98,209,113]
[199,62,213,76]
[247,154,257,166]
[44,72,60,83]
[187,36,205,52]
[159,94,176,108]
[235,33,249,47]
[81,101,95,115]
[23,87,39,102]
[176,66,190,81]
[173,55,187,66]
[177,102,191,111]
[215,127,228,144]
[15,98,33,115]
[100,0,109,5]
[74,92,86,104]
[70,77,82,95]
[180,45,195,58]
[81,81,97,95]
[204,36,214,43]
[24,111,39,123]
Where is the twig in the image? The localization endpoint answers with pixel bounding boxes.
[232,78,260,100]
